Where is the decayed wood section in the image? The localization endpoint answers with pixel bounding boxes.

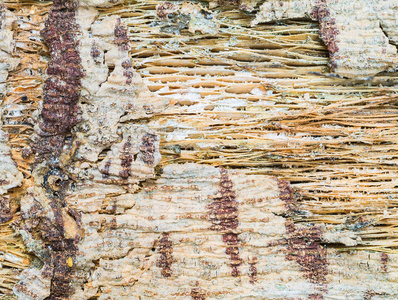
[0,0,398,299]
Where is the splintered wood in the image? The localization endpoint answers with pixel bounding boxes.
[0,2,34,297]
[1,0,398,299]
[126,0,398,249]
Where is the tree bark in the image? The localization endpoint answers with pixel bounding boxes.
[1,0,398,299]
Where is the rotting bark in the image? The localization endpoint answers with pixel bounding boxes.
[2,0,398,299]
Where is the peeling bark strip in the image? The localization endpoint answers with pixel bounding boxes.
[277,180,328,298]
[208,167,242,277]
[156,233,174,277]
[33,0,83,161]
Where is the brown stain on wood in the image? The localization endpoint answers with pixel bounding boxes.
[208,167,242,277]
[277,179,328,298]
[156,233,174,277]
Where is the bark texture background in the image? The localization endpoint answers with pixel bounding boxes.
[0,0,398,299]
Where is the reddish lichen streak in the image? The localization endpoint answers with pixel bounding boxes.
[284,220,328,284]
[33,0,83,161]
[156,2,175,19]
[208,167,242,277]
[277,179,299,213]
[114,18,130,51]
[140,133,157,166]
[101,161,111,179]
[29,1,82,299]
[381,252,388,273]
[248,256,258,284]
[277,180,328,298]
[156,233,174,277]
[122,59,134,85]
[119,138,133,178]
[311,0,340,69]
[90,41,101,63]
[191,286,206,300]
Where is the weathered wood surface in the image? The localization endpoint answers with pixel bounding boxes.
[0,0,398,299]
